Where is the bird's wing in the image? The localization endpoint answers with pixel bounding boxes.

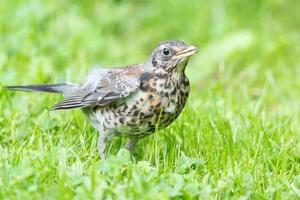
[51,65,144,110]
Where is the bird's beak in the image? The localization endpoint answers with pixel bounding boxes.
[173,45,198,60]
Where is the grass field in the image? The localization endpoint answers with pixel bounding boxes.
[0,0,300,199]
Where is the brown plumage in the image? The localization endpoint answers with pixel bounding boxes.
[6,40,198,159]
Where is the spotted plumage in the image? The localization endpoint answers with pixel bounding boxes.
[6,40,198,159]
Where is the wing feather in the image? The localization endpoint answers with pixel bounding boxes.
[51,65,143,110]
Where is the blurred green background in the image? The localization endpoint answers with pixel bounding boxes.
[0,0,300,199]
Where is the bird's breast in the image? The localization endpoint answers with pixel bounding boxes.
[137,73,190,124]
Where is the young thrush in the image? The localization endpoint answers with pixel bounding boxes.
[6,40,198,159]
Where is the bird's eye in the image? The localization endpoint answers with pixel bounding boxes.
[162,48,170,56]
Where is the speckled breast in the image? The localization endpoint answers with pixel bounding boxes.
[88,73,190,138]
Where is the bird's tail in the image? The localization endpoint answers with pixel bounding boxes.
[5,83,78,94]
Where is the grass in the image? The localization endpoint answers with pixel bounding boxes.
[0,0,300,199]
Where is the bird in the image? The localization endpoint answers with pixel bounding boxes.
[6,40,198,159]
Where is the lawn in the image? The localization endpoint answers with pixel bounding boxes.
[0,0,300,199]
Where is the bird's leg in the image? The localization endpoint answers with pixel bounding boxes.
[97,132,113,160]
[124,138,139,156]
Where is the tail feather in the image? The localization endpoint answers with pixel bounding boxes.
[5,83,77,94]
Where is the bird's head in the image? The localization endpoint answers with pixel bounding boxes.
[148,40,198,74]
